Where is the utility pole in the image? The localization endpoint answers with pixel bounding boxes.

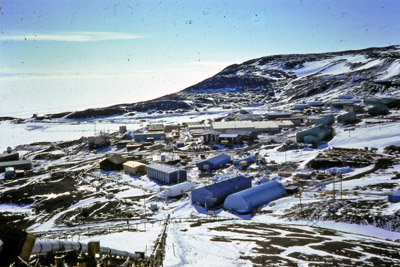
[339,173,343,201]
[332,174,336,201]
[143,192,146,218]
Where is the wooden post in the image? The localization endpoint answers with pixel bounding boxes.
[54,255,65,267]
[19,233,36,263]
[78,254,88,267]
[88,241,100,258]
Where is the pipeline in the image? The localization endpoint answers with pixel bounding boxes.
[30,239,140,259]
[0,237,143,266]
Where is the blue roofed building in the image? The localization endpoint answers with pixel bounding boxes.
[233,155,257,167]
[191,175,251,209]
[219,134,241,145]
[223,181,286,213]
[266,112,292,120]
[146,164,187,185]
[197,153,231,171]
[388,190,400,203]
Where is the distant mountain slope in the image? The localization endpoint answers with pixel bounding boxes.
[182,45,400,102]
[42,45,400,120]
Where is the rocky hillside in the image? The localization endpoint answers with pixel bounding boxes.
[182,45,400,103]
[36,45,400,120]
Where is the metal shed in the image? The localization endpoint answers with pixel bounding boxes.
[219,134,241,145]
[364,97,400,109]
[266,112,292,120]
[315,115,335,126]
[223,181,286,213]
[0,151,19,162]
[276,120,295,129]
[147,123,164,132]
[88,134,110,149]
[191,175,251,209]
[202,131,220,144]
[211,121,279,135]
[325,100,354,109]
[99,154,127,171]
[296,125,334,145]
[123,161,147,175]
[134,132,166,143]
[197,153,231,171]
[368,104,389,116]
[146,164,187,185]
[0,160,32,172]
[337,112,358,124]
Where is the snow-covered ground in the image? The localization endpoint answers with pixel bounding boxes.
[0,108,230,149]
[329,123,400,150]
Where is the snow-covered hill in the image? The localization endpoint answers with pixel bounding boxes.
[182,45,400,103]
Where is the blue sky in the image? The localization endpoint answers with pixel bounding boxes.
[1,0,399,114]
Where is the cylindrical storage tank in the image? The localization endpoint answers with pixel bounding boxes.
[223,181,286,213]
